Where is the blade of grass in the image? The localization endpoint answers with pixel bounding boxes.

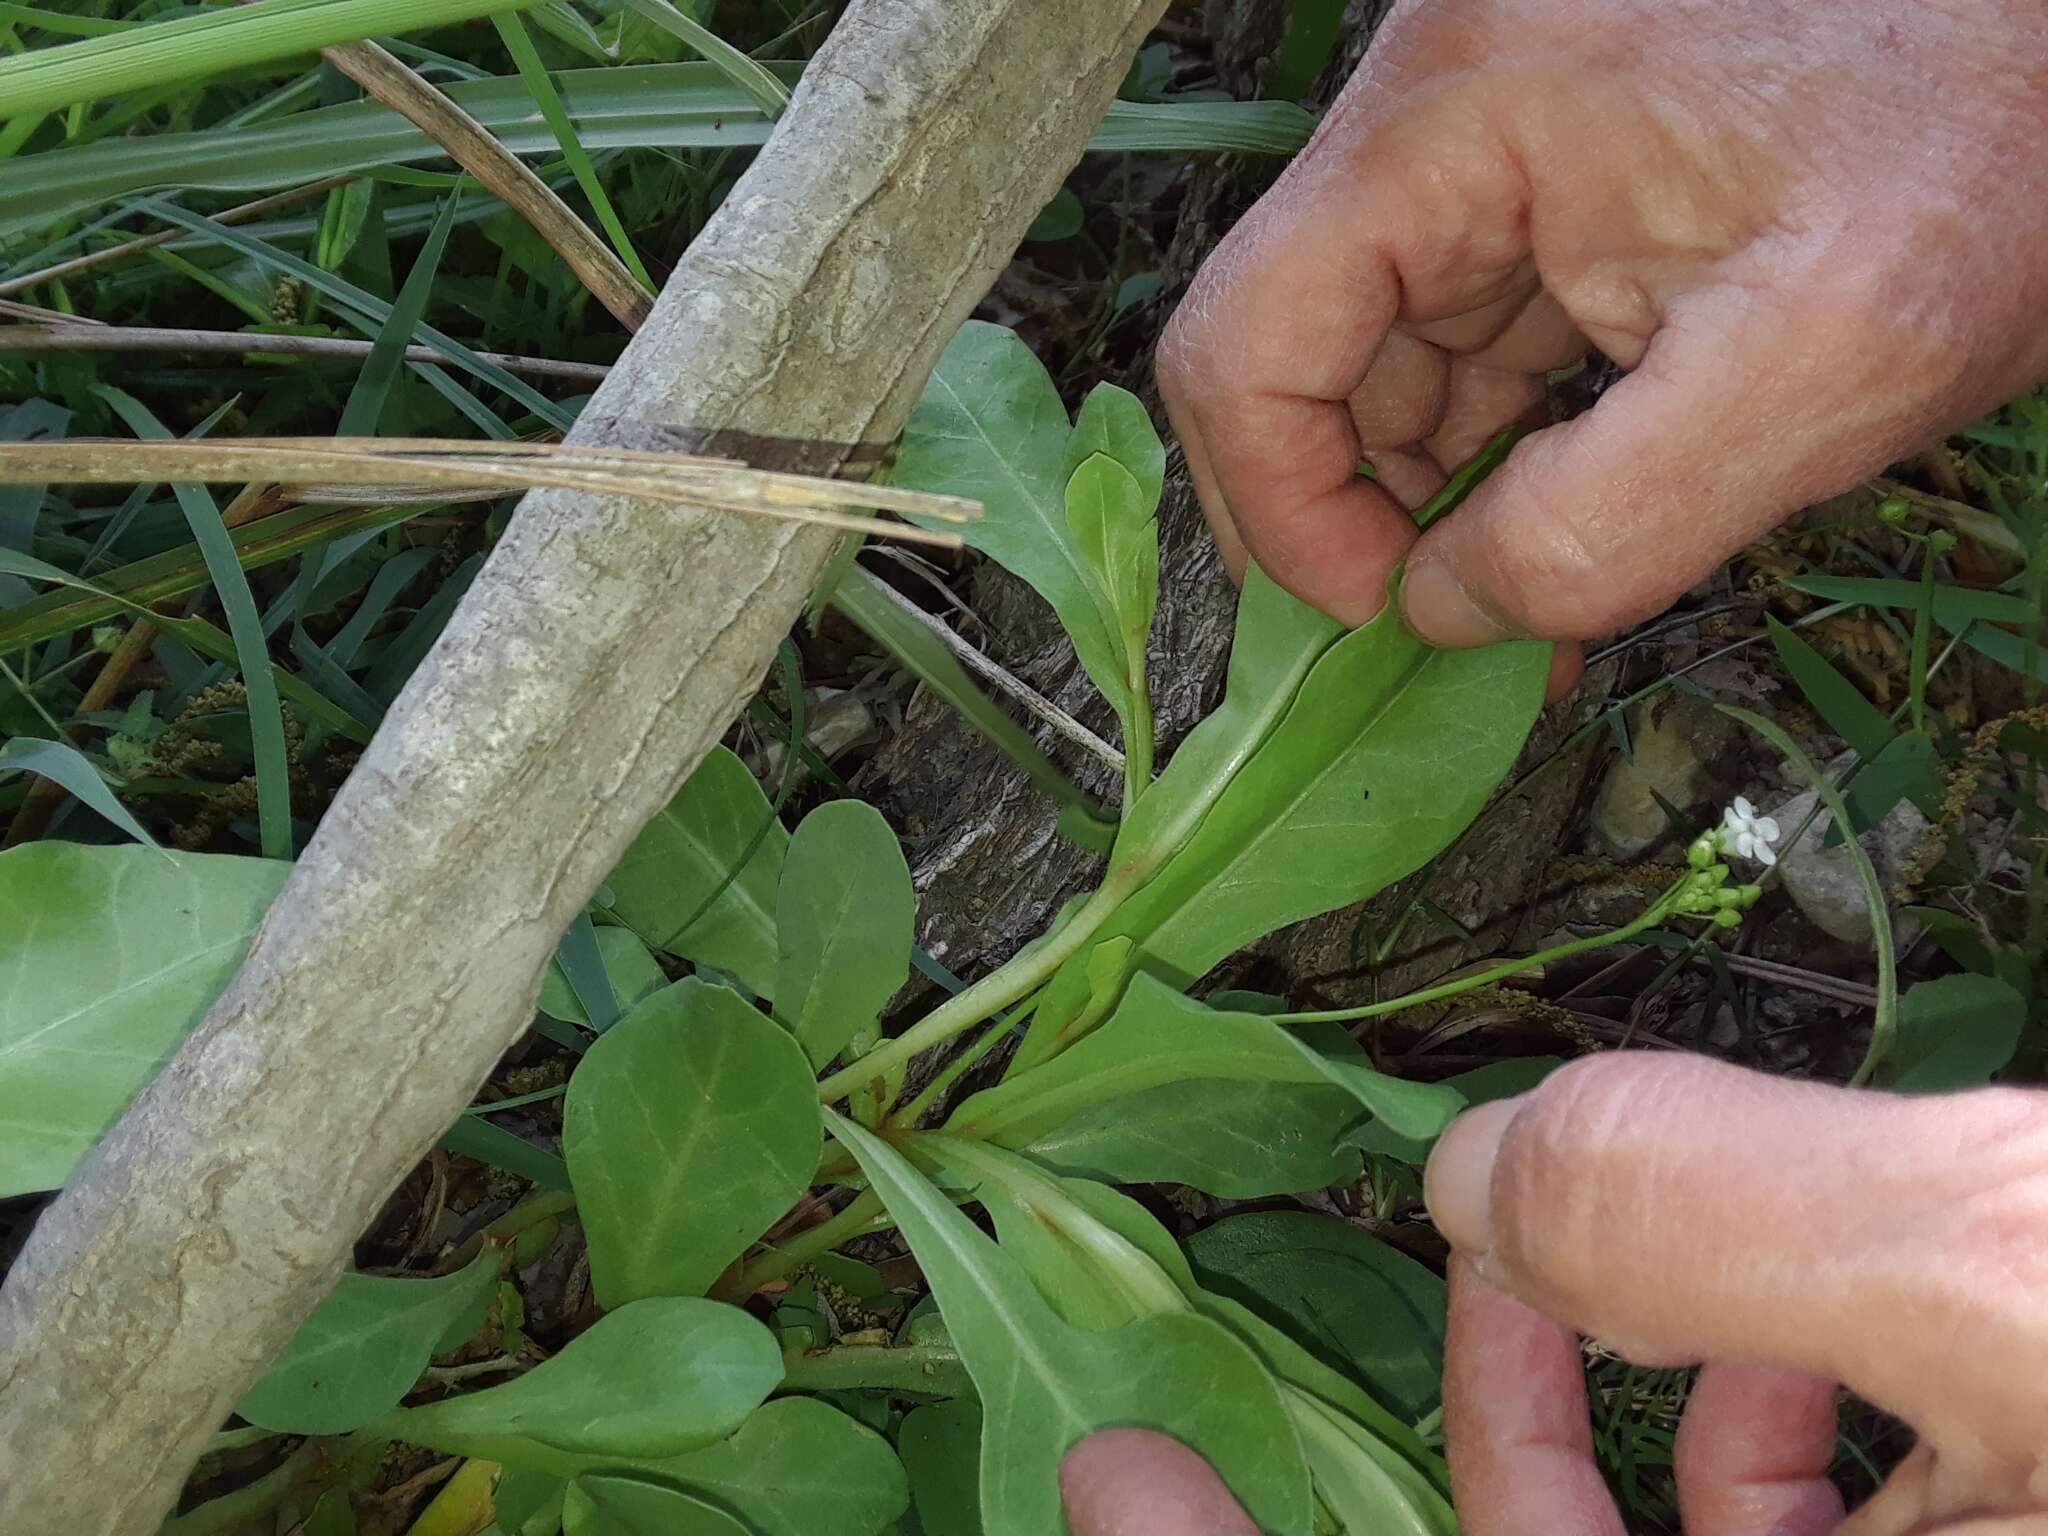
[0,546,372,744]
[135,197,576,432]
[0,736,160,847]
[1,70,1310,243]
[95,389,294,858]
[0,0,540,120]
[491,10,655,295]
[621,0,788,117]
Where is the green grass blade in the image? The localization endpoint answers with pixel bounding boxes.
[0,69,1307,246]
[0,0,539,120]
[136,197,573,432]
[0,502,426,653]
[0,548,373,744]
[491,10,654,291]
[621,0,788,117]
[95,388,294,859]
[0,736,160,847]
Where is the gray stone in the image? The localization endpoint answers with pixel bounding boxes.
[1770,787,1929,946]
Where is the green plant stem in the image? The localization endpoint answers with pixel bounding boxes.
[778,1340,971,1399]
[1122,664,1155,810]
[1717,703,1898,1085]
[1909,543,1935,736]
[1270,885,1685,1027]
[438,1187,575,1273]
[887,997,1038,1129]
[159,1440,325,1536]
[203,1424,284,1456]
[730,1190,885,1297]
[817,880,1130,1103]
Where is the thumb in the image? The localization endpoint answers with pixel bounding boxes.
[1423,1054,2048,1464]
[1060,1429,1257,1536]
[1401,283,1903,646]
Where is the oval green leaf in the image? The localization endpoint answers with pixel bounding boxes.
[565,979,820,1307]
[0,843,288,1197]
[776,801,914,1069]
[375,1297,781,1476]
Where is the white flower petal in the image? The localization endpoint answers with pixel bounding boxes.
[1753,816,1780,842]
[1732,796,1757,820]
[1753,841,1777,868]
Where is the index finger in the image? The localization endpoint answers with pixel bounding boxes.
[1157,83,1531,625]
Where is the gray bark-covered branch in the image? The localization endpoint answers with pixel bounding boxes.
[0,1,1167,1527]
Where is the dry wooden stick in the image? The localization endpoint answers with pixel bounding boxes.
[317,38,653,331]
[0,324,610,384]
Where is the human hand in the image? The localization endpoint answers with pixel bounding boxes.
[1059,1054,2048,1535]
[1157,0,2048,688]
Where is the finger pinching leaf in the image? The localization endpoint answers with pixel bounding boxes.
[829,1112,1314,1536]
[565,979,820,1306]
[776,800,915,1069]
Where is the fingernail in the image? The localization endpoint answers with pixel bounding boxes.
[1403,560,1510,647]
[1424,1097,1521,1256]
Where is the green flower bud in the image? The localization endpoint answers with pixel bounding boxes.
[1713,906,1743,929]
[1875,495,1912,525]
[1736,883,1764,909]
[1927,529,1959,556]
[1687,835,1719,870]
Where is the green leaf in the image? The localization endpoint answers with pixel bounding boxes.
[1837,727,1941,839]
[1187,1212,1447,1423]
[895,323,1128,712]
[1099,592,1550,987]
[565,980,819,1307]
[830,568,1112,840]
[898,1401,984,1536]
[640,1396,910,1536]
[1066,453,1160,655]
[375,1297,781,1476]
[1066,384,1165,512]
[1767,616,1894,761]
[922,1135,1451,1535]
[0,844,288,1197]
[829,1113,1314,1536]
[237,1252,500,1434]
[1887,974,2026,1092]
[776,801,914,1068]
[572,1473,748,1536]
[953,973,1461,1148]
[603,747,785,998]
[1344,1057,1562,1162]
[539,927,667,1029]
[1023,1076,1362,1198]
[0,737,158,847]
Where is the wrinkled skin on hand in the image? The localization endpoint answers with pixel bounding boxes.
[1158,0,2048,692]
[1063,1058,2048,1536]
[1063,1,2048,1531]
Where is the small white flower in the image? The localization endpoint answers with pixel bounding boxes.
[1719,796,1781,867]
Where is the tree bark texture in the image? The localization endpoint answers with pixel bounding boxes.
[0,1,1168,1527]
